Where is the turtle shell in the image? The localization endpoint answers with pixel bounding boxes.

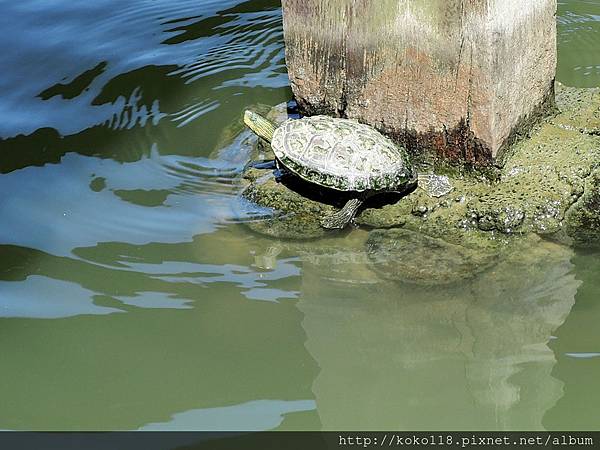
[271,116,415,192]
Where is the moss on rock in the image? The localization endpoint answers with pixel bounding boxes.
[551,84,600,135]
[241,168,333,240]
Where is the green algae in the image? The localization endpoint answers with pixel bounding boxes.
[551,84,600,135]
[564,168,600,247]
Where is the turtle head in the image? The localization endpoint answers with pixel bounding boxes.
[244,110,277,144]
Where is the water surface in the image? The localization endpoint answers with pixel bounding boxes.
[0,0,599,431]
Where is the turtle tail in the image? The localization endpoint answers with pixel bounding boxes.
[244,110,277,143]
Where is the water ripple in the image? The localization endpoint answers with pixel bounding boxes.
[0,0,284,137]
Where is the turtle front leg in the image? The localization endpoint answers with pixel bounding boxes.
[245,159,277,170]
[272,160,293,182]
[320,197,364,230]
[244,159,290,182]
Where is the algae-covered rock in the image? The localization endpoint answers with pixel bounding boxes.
[241,168,333,240]
[363,85,600,244]
[551,84,600,135]
[564,168,600,247]
[470,122,599,235]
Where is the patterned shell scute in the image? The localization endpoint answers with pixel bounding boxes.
[271,116,414,192]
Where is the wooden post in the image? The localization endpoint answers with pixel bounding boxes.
[281,0,557,168]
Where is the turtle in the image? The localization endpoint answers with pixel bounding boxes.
[243,110,453,229]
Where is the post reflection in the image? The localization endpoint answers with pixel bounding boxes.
[295,236,578,430]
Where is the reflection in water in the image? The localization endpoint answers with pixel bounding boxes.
[139,399,316,431]
[558,0,600,87]
[0,151,242,256]
[38,62,109,101]
[0,0,286,137]
[0,224,594,430]
[0,275,121,319]
[295,239,578,430]
[544,250,600,430]
[0,226,302,317]
[0,234,318,430]
[564,353,600,359]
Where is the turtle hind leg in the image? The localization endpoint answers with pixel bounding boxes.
[320,197,364,230]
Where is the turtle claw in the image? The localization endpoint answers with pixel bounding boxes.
[274,168,291,183]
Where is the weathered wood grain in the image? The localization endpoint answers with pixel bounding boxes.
[281,0,557,168]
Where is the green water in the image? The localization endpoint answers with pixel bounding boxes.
[0,0,599,431]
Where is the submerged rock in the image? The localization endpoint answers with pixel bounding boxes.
[365,230,561,286]
[366,228,499,286]
[238,83,600,248]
